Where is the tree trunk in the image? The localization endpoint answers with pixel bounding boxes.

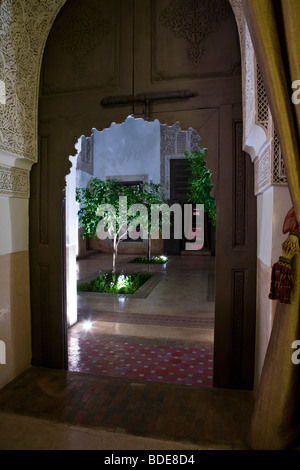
[148,235,151,260]
[113,235,117,273]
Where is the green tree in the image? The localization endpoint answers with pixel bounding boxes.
[76,178,167,272]
[184,148,216,226]
[76,179,148,272]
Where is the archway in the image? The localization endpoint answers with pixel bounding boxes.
[65,116,216,387]
[30,0,256,390]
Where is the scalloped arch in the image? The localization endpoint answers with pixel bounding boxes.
[0,0,255,168]
[0,0,67,162]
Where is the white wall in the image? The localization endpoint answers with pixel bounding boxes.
[0,196,29,256]
[77,116,161,188]
[65,155,79,327]
[257,187,274,267]
[257,186,292,266]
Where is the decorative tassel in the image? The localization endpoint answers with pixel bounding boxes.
[269,256,293,303]
[282,233,300,258]
[268,233,299,303]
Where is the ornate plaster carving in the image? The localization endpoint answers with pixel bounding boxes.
[225,1,272,198]
[228,0,255,149]
[0,0,66,163]
[253,57,287,193]
[255,63,271,136]
[243,23,257,146]
[229,0,287,193]
[254,144,272,194]
[253,130,287,195]
[272,128,287,186]
[160,0,232,67]
[0,165,29,198]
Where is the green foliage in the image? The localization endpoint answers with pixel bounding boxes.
[76,178,168,272]
[76,178,145,239]
[142,181,167,205]
[184,148,216,226]
[76,178,167,240]
[77,271,151,294]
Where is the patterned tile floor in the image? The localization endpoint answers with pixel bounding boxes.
[68,334,214,387]
[68,254,215,388]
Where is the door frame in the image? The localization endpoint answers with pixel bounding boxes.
[29,0,257,390]
[30,108,257,390]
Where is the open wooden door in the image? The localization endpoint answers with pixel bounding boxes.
[30,0,135,368]
[213,108,257,390]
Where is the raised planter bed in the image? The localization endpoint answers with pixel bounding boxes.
[77,271,163,298]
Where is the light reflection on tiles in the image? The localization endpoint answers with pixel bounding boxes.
[69,254,215,387]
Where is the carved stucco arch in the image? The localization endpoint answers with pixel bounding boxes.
[0,0,257,197]
[0,0,68,197]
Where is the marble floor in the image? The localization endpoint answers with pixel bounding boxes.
[69,253,215,387]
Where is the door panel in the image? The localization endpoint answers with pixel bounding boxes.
[133,0,242,117]
[170,159,192,203]
[39,0,134,131]
[213,106,257,389]
[41,0,133,96]
[31,0,134,368]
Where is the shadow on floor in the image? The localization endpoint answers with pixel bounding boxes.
[0,366,254,450]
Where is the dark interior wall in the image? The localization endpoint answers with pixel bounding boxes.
[39,0,242,155]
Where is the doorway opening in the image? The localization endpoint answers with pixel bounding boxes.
[65,116,216,387]
[30,0,257,392]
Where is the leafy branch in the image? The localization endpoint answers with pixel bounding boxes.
[184,148,216,226]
